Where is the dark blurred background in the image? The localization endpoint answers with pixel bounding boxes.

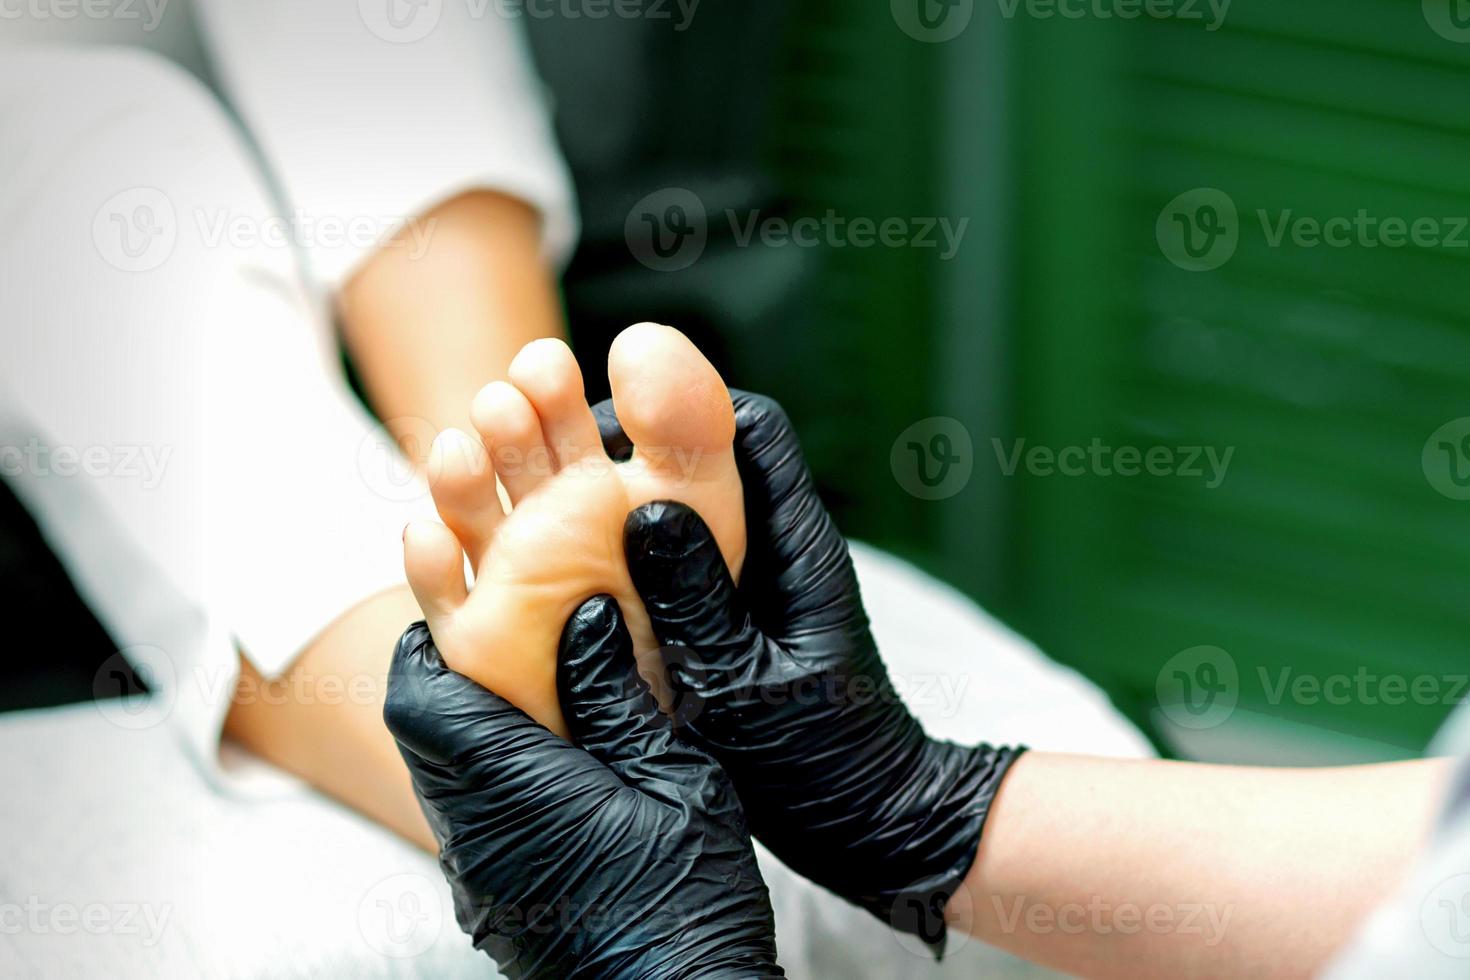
[11,0,1470,763]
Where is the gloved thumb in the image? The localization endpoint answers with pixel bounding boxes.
[558,593,730,807]
[385,621,553,768]
[557,595,675,777]
[624,501,765,692]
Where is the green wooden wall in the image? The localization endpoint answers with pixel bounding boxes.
[764,1,1470,755]
[986,1,1470,751]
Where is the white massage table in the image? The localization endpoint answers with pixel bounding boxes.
[0,544,1151,978]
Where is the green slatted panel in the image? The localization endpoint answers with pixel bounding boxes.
[752,1,942,551]
[1004,2,1470,750]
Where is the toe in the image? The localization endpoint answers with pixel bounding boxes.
[426,428,503,569]
[507,338,606,472]
[607,322,744,580]
[472,380,553,504]
[607,322,735,465]
[403,520,469,623]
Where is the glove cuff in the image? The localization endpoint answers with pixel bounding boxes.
[874,740,1027,958]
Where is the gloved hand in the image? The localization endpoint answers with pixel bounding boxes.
[384,596,783,979]
[593,390,1024,954]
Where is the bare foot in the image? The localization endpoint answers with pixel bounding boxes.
[402,323,743,737]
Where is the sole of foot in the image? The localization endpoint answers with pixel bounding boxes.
[402,323,744,737]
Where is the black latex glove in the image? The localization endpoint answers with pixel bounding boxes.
[592,390,1024,954]
[384,596,783,979]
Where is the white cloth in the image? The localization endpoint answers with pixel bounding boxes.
[191,0,578,285]
[0,0,578,284]
[1321,707,1470,979]
[0,25,571,778]
[0,543,1152,979]
[0,43,438,775]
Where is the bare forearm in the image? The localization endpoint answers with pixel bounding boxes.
[340,189,564,440]
[950,752,1450,979]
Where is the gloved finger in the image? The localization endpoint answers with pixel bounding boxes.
[589,397,634,461]
[385,621,562,769]
[624,500,763,662]
[557,595,674,773]
[558,593,731,807]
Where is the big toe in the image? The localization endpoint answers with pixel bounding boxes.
[607,322,735,461]
[607,322,744,578]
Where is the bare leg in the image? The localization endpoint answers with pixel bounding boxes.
[224,587,435,850]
